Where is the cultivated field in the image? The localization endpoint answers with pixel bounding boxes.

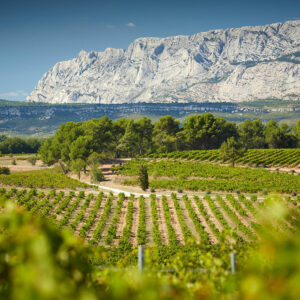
[1,187,299,246]
[117,159,300,194]
[149,148,300,169]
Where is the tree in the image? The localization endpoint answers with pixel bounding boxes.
[27,157,37,166]
[91,169,105,183]
[71,159,86,179]
[153,116,180,152]
[117,120,138,157]
[138,164,149,191]
[111,118,130,158]
[265,121,297,148]
[135,117,154,155]
[153,115,180,136]
[238,119,266,149]
[69,136,92,173]
[220,137,246,167]
[81,116,113,154]
[39,138,60,166]
[87,152,103,169]
[183,113,238,150]
[293,121,300,147]
[87,152,105,183]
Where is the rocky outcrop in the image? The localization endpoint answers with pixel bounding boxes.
[26,20,300,104]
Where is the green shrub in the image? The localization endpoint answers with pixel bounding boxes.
[27,157,37,166]
[91,169,105,183]
[0,167,10,175]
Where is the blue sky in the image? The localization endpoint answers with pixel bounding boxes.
[0,0,299,101]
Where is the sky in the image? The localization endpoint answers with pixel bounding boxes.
[0,0,299,101]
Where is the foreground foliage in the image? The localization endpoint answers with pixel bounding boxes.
[1,188,300,299]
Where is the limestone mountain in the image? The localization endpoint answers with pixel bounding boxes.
[26,20,300,104]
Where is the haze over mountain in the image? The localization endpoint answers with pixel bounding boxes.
[26,20,300,104]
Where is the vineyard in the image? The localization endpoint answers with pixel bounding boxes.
[0,167,90,189]
[1,166,300,299]
[118,159,300,194]
[1,187,299,247]
[148,148,300,168]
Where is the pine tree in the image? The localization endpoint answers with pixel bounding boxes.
[138,164,149,191]
[220,137,246,167]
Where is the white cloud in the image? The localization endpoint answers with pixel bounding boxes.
[106,24,115,29]
[126,22,136,28]
[0,90,29,100]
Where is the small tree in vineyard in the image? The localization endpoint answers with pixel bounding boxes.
[220,137,246,167]
[27,156,37,166]
[138,164,149,191]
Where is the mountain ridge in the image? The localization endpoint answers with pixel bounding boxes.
[26,20,300,104]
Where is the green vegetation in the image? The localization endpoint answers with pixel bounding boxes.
[0,167,90,189]
[27,156,37,165]
[149,148,300,167]
[119,159,300,193]
[0,136,41,154]
[38,115,300,176]
[138,164,149,191]
[1,184,300,299]
[1,107,300,299]
[220,137,246,167]
[0,167,10,175]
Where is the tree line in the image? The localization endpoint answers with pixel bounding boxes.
[0,135,41,155]
[38,113,300,175]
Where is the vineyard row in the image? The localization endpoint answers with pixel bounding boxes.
[0,188,299,246]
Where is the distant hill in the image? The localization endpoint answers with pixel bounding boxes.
[0,100,299,137]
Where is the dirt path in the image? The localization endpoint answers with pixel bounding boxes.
[156,197,169,245]
[145,197,154,245]
[113,197,129,246]
[178,198,199,241]
[51,194,70,222]
[130,197,139,245]
[50,192,74,215]
[189,197,218,244]
[87,195,108,239]
[166,197,185,244]
[75,194,96,235]
[213,196,248,241]
[201,197,224,233]
[99,195,117,246]
[222,197,256,235]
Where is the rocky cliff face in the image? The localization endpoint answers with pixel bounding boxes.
[26,20,300,104]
